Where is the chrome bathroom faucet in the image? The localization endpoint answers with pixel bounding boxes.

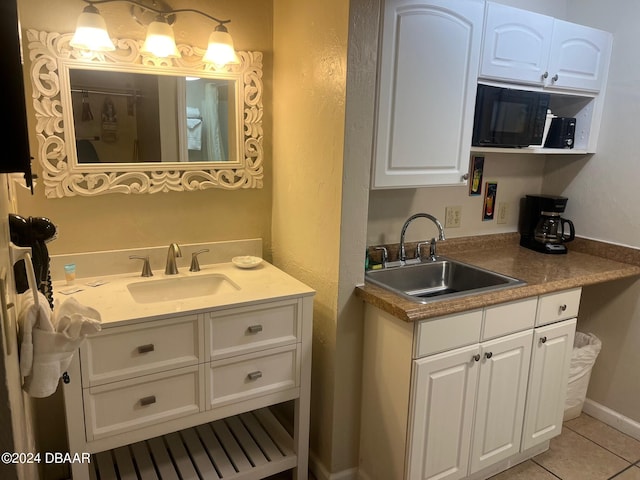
[165,243,182,275]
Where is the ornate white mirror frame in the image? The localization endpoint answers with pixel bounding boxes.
[26,30,263,197]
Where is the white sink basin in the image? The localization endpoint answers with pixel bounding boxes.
[127,273,240,304]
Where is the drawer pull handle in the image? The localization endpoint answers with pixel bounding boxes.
[247,325,263,334]
[472,354,481,362]
[559,304,567,313]
[139,395,156,406]
[247,371,263,381]
[540,336,548,344]
[485,352,493,359]
[137,344,155,354]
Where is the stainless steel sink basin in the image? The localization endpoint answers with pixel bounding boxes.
[365,257,524,304]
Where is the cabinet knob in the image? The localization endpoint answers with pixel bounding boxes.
[139,395,157,406]
[552,74,559,82]
[472,354,481,362]
[137,344,155,354]
[247,324,263,334]
[247,371,263,381]
[542,71,549,79]
[540,336,548,344]
[485,352,493,359]
[559,304,567,312]
[462,173,469,181]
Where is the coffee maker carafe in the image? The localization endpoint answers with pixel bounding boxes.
[519,195,575,254]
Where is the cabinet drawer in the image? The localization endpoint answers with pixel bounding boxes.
[81,315,201,386]
[483,298,537,340]
[84,365,202,441]
[207,300,300,360]
[207,345,299,408]
[414,310,483,358]
[536,288,581,326]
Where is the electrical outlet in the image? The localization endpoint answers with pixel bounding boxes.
[497,202,508,224]
[445,206,462,228]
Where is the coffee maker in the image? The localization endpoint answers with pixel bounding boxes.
[519,195,575,254]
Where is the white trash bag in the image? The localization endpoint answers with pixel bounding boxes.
[563,332,602,421]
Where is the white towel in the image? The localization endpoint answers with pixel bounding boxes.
[187,118,202,150]
[186,106,200,118]
[17,293,102,398]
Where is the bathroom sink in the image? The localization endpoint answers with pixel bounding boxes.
[365,257,524,304]
[127,273,240,304]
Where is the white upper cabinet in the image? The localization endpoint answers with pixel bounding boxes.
[547,19,613,92]
[480,2,612,93]
[372,0,484,188]
[480,3,553,86]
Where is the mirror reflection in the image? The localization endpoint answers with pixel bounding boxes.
[69,69,237,164]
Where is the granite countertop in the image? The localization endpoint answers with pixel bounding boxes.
[356,234,640,322]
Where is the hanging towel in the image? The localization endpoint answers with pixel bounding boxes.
[187,118,203,150]
[186,107,202,150]
[17,293,101,398]
[17,292,53,379]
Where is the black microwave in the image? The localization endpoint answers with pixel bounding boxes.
[472,84,551,148]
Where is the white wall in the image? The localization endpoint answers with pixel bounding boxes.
[547,0,640,248]
[547,0,640,426]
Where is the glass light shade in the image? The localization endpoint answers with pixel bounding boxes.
[141,20,180,58]
[69,7,115,51]
[203,30,240,66]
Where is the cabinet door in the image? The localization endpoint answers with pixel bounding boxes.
[479,2,553,85]
[373,0,484,188]
[522,319,576,451]
[408,344,480,480]
[470,330,533,474]
[546,20,612,92]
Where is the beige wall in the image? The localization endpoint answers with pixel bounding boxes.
[272,0,349,474]
[16,0,273,257]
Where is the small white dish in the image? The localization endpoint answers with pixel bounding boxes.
[232,256,263,269]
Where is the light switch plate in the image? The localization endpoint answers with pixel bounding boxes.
[445,206,462,228]
[497,202,508,224]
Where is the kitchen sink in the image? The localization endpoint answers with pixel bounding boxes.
[127,273,240,304]
[365,257,525,304]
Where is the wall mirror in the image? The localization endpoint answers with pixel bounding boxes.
[27,30,263,197]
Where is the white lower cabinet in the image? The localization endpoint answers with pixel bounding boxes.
[408,330,533,480]
[522,319,576,450]
[64,295,313,480]
[470,330,533,474]
[408,344,479,480]
[359,289,580,480]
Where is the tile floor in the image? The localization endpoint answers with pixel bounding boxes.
[490,414,640,480]
[269,413,640,480]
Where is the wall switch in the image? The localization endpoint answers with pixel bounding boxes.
[445,206,462,228]
[497,202,508,224]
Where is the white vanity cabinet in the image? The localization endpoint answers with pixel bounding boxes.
[480,2,612,93]
[359,290,580,480]
[64,293,313,480]
[372,0,484,188]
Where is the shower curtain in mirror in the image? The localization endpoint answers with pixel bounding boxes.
[203,84,227,161]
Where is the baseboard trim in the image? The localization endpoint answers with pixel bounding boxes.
[582,398,640,441]
[309,451,359,480]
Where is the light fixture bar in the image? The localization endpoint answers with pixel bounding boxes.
[81,0,230,26]
[74,0,238,65]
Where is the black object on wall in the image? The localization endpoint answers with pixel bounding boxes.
[1,0,33,191]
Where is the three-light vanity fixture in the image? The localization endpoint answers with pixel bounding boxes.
[70,0,239,65]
